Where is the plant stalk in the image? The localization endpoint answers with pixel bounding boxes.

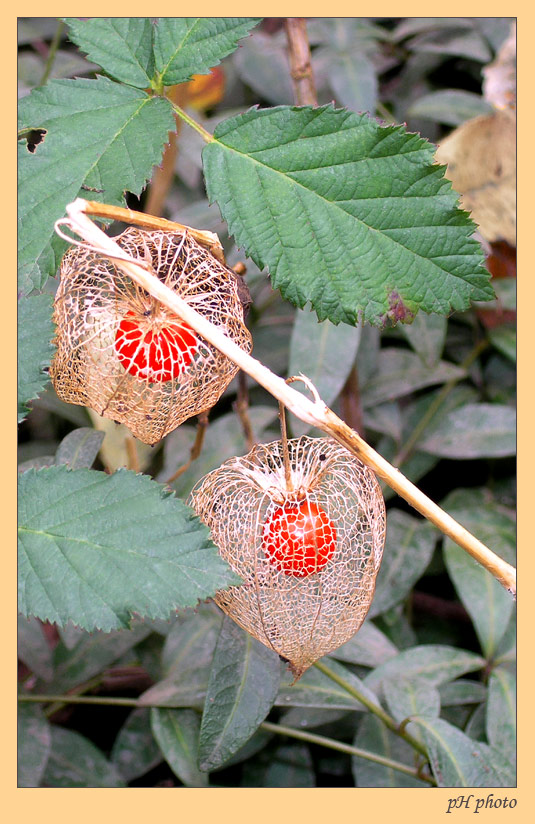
[39,19,65,86]
[55,200,517,598]
[285,18,317,106]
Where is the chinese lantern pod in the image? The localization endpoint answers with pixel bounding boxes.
[189,436,386,679]
[50,228,252,444]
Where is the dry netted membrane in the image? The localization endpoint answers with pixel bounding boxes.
[190,436,386,679]
[50,228,252,444]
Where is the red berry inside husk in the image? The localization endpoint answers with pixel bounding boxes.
[114,311,197,382]
[262,500,337,577]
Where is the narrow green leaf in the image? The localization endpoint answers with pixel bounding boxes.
[419,403,516,458]
[64,17,155,88]
[486,668,516,767]
[489,325,516,363]
[153,18,261,87]
[383,677,441,724]
[442,488,516,657]
[18,466,240,631]
[361,349,465,408]
[329,619,399,668]
[400,312,447,366]
[203,105,492,327]
[365,645,485,696]
[439,679,487,707]
[277,658,380,711]
[151,708,208,787]
[43,726,125,787]
[352,714,426,787]
[18,704,51,787]
[327,53,378,115]
[54,427,105,469]
[18,77,174,279]
[264,743,316,787]
[199,617,282,771]
[111,708,163,782]
[17,616,54,681]
[233,31,294,105]
[18,294,54,422]
[408,90,493,126]
[288,306,361,436]
[409,716,515,787]
[369,510,437,617]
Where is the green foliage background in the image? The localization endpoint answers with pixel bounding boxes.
[18,17,516,789]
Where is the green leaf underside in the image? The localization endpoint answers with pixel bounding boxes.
[410,716,515,788]
[153,18,262,86]
[199,617,281,771]
[18,466,240,631]
[64,18,155,88]
[203,105,492,327]
[18,77,174,278]
[18,294,55,423]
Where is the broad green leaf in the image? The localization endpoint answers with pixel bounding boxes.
[18,77,174,279]
[43,726,125,787]
[233,31,294,105]
[289,306,361,435]
[44,624,152,694]
[383,677,441,724]
[18,294,54,422]
[153,18,261,87]
[418,403,516,458]
[409,716,515,787]
[18,466,240,631]
[400,312,447,366]
[17,616,54,681]
[64,17,155,88]
[161,406,278,497]
[203,105,492,327]
[276,658,380,711]
[54,427,105,469]
[264,743,316,787]
[442,488,516,657]
[352,714,426,787]
[199,617,282,771]
[280,707,350,730]
[361,349,465,408]
[365,645,485,696]
[151,708,208,787]
[368,510,437,618]
[329,618,399,668]
[486,668,516,767]
[111,708,163,782]
[18,704,51,788]
[489,325,516,363]
[439,679,487,706]
[408,90,493,126]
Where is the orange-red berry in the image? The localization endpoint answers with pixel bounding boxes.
[114,311,197,382]
[262,500,337,577]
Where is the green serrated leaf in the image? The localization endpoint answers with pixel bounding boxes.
[352,714,426,787]
[43,726,125,787]
[111,708,163,782]
[18,77,174,280]
[442,489,516,657]
[151,708,208,787]
[153,18,261,87]
[18,294,55,423]
[18,704,51,787]
[409,716,515,787]
[288,306,361,436]
[369,510,437,617]
[18,466,240,631]
[54,427,105,469]
[64,17,155,88]
[203,105,493,327]
[199,617,281,771]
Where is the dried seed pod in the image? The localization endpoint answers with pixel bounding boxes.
[50,228,252,444]
[189,436,386,679]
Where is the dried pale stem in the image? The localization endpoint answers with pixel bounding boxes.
[285,18,318,106]
[57,200,517,597]
[236,370,255,452]
[279,399,294,493]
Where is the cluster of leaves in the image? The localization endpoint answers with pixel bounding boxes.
[18,17,515,788]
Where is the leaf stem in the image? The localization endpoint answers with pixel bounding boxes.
[39,19,65,86]
[169,101,214,144]
[285,18,317,106]
[17,692,434,784]
[259,721,435,785]
[394,338,489,467]
[313,659,428,758]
